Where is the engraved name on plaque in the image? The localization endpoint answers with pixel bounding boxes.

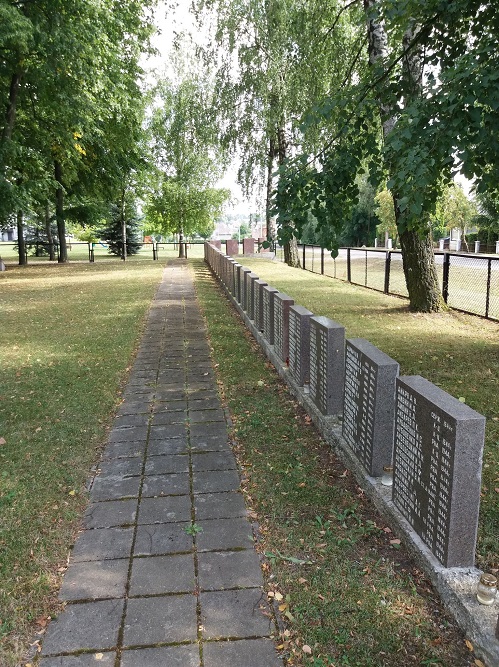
[393,376,485,568]
[342,338,399,477]
[309,316,345,416]
[273,293,295,362]
[288,305,313,386]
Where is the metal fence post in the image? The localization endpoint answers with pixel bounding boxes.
[442,252,450,303]
[485,258,492,318]
[302,243,306,270]
[347,247,351,282]
[384,251,391,294]
[321,247,324,275]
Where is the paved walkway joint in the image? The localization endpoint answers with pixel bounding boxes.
[39,260,283,667]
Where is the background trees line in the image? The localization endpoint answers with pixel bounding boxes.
[2,0,498,311]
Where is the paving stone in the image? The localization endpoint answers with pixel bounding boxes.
[155,390,187,401]
[121,645,200,667]
[89,476,141,502]
[41,599,124,655]
[190,422,228,439]
[108,427,148,443]
[144,454,189,475]
[100,441,144,460]
[190,435,231,453]
[138,495,192,524]
[192,452,237,472]
[196,518,254,552]
[189,409,225,423]
[149,424,187,440]
[39,652,116,666]
[189,397,221,410]
[84,500,138,529]
[113,414,150,428]
[141,473,190,497]
[200,589,274,639]
[198,550,263,591]
[147,438,188,456]
[59,559,129,601]
[129,554,196,595]
[97,458,143,478]
[155,383,186,393]
[122,389,155,400]
[153,400,187,412]
[187,389,219,401]
[195,492,247,520]
[193,470,240,494]
[117,401,151,416]
[123,595,197,646]
[152,411,187,425]
[203,639,283,667]
[71,527,134,562]
[134,522,194,556]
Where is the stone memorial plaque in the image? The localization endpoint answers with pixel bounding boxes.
[273,293,295,362]
[288,305,313,386]
[211,240,222,250]
[253,279,268,332]
[309,316,345,416]
[226,239,239,256]
[262,286,279,345]
[239,267,251,306]
[393,376,485,568]
[244,272,258,314]
[248,274,260,320]
[242,237,256,255]
[342,338,399,477]
[232,263,241,299]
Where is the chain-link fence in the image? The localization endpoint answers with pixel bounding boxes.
[272,244,499,322]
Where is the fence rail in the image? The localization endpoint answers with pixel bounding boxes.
[270,245,499,322]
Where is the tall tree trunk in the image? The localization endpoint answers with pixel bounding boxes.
[54,160,67,263]
[45,202,56,260]
[178,227,185,258]
[266,138,277,248]
[277,127,301,268]
[17,209,26,266]
[365,0,442,312]
[120,188,127,261]
[1,71,22,152]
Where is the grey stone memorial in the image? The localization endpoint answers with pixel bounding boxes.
[288,305,313,386]
[244,272,258,315]
[309,316,345,416]
[342,338,399,477]
[393,376,485,568]
[242,237,256,255]
[253,279,268,332]
[273,293,294,363]
[262,286,279,345]
[232,263,241,299]
[248,274,260,320]
[239,267,251,307]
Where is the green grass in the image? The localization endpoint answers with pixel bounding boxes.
[235,257,499,573]
[193,260,478,667]
[0,259,164,666]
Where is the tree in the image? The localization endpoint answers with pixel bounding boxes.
[0,0,157,262]
[99,200,143,257]
[146,73,229,257]
[375,189,398,247]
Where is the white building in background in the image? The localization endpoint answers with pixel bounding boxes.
[1,228,17,241]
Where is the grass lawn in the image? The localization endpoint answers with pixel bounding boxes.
[0,258,165,666]
[234,257,499,573]
[193,260,480,667]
